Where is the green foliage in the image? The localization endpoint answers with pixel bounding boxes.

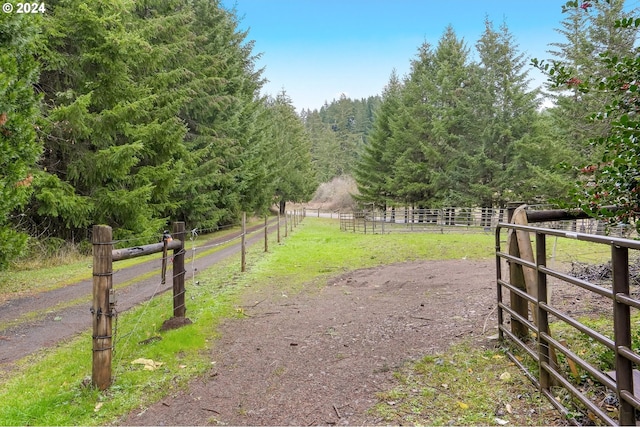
[536,0,640,228]
[304,95,379,182]
[0,0,316,249]
[0,10,42,268]
[268,91,317,213]
[353,70,402,208]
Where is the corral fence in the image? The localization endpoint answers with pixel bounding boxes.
[496,205,639,425]
[90,209,304,390]
[339,206,636,237]
[301,207,341,219]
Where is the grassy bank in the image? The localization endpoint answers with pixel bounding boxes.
[0,218,557,425]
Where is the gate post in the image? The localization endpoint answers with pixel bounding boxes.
[92,225,113,390]
[507,203,530,338]
[172,222,186,318]
[612,245,636,426]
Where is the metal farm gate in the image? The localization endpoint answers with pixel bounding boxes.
[496,205,639,425]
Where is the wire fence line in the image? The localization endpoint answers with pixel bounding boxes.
[337,206,636,238]
[92,210,305,389]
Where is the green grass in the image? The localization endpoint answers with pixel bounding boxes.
[0,218,568,426]
[0,222,256,302]
[372,343,561,425]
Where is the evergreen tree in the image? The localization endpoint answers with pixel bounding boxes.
[268,91,317,214]
[308,94,379,181]
[428,26,475,206]
[353,70,403,208]
[173,0,268,228]
[0,11,42,268]
[540,0,640,228]
[304,109,342,183]
[385,27,473,208]
[471,19,541,207]
[386,41,440,207]
[31,0,190,240]
[544,0,636,163]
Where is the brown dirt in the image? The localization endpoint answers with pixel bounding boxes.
[121,259,499,426]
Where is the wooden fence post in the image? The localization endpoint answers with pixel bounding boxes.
[507,203,530,338]
[92,225,113,390]
[264,216,268,252]
[284,211,288,238]
[172,222,186,318]
[277,212,281,243]
[241,212,246,272]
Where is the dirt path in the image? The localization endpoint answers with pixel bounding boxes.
[0,222,278,367]
[121,259,497,426]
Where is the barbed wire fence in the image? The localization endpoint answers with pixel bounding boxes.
[91,210,306,389]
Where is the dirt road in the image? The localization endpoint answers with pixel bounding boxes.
[121,259,500,426]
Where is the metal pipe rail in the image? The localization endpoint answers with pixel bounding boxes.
[496,221,639,426]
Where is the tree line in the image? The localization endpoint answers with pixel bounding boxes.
[0,0,316,269]
[2,0,638,269]
[347,1,637,213]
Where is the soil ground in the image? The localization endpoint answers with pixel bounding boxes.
[121,259,500,426]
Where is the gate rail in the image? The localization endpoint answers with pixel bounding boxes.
[496,222,639,425]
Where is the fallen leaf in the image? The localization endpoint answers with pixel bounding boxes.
[499,372,511,381]
[94,402,103,412]
[492,354,504,359]
[505,403,513,414]
[495,417,509,425]
[441,383,449,390]
[457,401,469,410]
[0,112,7,126]
[131,358,164,371]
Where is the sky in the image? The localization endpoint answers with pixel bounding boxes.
[219,1,596,112]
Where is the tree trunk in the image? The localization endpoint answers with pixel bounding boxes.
[279,200,286,215]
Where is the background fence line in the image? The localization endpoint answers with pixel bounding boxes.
[337,206,636,237]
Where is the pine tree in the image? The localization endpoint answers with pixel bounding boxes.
[540,0,640,227]
[173,0,268,228]
[471,19,541,207]
[268,91,317,214]
[353,70,403,208]
[545,0,637,163]
[32,0,190,240]
[304,109,342,183]
[0,11,42,268]
[386,41,439,207]
[386,28,474,208]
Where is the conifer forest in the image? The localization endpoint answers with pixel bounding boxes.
[2,0,640,269]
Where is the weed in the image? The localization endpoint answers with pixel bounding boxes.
[371,343,562,426]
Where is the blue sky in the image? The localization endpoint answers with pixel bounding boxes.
[221,1,580,111]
